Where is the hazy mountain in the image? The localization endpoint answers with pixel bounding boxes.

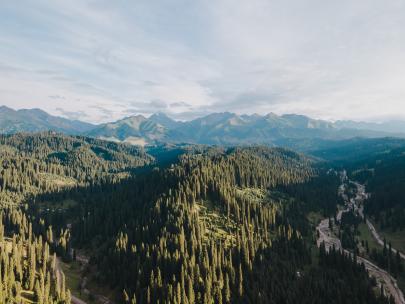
[334,119,405,134]
[86,115,168,146]
[2,106,405,147]
[0,106,95,134]
[167,112,402,146]
[149,112,181,129]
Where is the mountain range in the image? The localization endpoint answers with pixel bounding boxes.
[1,105,405,148]
[0,105,95,134]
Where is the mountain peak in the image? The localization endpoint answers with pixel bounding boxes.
[149,112,178,129]
[0,105,15,113]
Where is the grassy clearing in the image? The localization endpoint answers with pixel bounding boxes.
[357,222,380,252]
[195,201,238,247]
[59,260,82,298]
[85,277,117,303]
[307,211,323,227]
[40,199,78,212]
[195,187,281,247]
[236,188,288,205]
[370,221,405,253]
[38,172,77,188]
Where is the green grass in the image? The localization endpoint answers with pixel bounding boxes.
[195,187,283,247]
[38,172,77,187]
[39,199,78,212]
[195,201,238,247]
[85,277,117,302]
[307,211,323,227]
[371,222,405,253]
[357,222,380,252]
[59,260,82,298]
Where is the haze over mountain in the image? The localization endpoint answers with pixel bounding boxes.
[1,106,405,148]
[0,105,95,134]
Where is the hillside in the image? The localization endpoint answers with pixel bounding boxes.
[0,132,152,206]
[0,133,395,303]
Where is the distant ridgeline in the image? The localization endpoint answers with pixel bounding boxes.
[2,106,405,149]
[0,133,393,303]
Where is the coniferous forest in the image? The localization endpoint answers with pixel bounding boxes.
[0,133,398,303]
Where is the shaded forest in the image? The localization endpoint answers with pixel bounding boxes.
[0,133,393,303]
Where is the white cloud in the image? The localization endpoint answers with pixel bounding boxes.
[1,0,405,123]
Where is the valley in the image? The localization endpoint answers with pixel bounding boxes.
[0,132,404,303]
[317,174,405,303]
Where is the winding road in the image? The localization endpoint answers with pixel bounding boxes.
[352,181,405,261]
[317,216,405,304]
[316,172,405,304]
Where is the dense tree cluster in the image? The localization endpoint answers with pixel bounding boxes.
[0,133,152,303]
[61,146,386,303]
[0,208,70,303]
[0,134,391,303]
[0,133,152,205]
[369,239,403,279]
[278,169,343,217]
[348,147,405,231]
[69,147,313,303]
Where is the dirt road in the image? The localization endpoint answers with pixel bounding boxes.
[317,216,405,304]
[350,181,405,261]
[321,176,405,304]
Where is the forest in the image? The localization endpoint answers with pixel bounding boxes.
[0,133,397,303]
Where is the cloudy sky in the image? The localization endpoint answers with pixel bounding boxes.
[1,0,405,123]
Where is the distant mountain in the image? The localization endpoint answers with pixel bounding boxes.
[149,112,181,129]
[86,115,168,146]
[334,120,405,134]
[0,106,95,134]
[2,106,405,147]
[164,112,403,146]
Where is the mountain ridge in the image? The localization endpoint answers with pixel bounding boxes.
[1,106,405,147]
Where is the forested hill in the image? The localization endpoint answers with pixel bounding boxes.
[314,137,405,232]
[0,134,392,303]
[347,146,405,231]
[57,146,385,303]
[0,132,152,206]
[0,133,152,303]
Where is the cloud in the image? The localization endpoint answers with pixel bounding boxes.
[170,102,192,108]
[55,107,88,120]
[48,95,65,100]
[1,0,405,123]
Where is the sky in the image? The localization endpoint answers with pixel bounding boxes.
[1,0,405,123]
